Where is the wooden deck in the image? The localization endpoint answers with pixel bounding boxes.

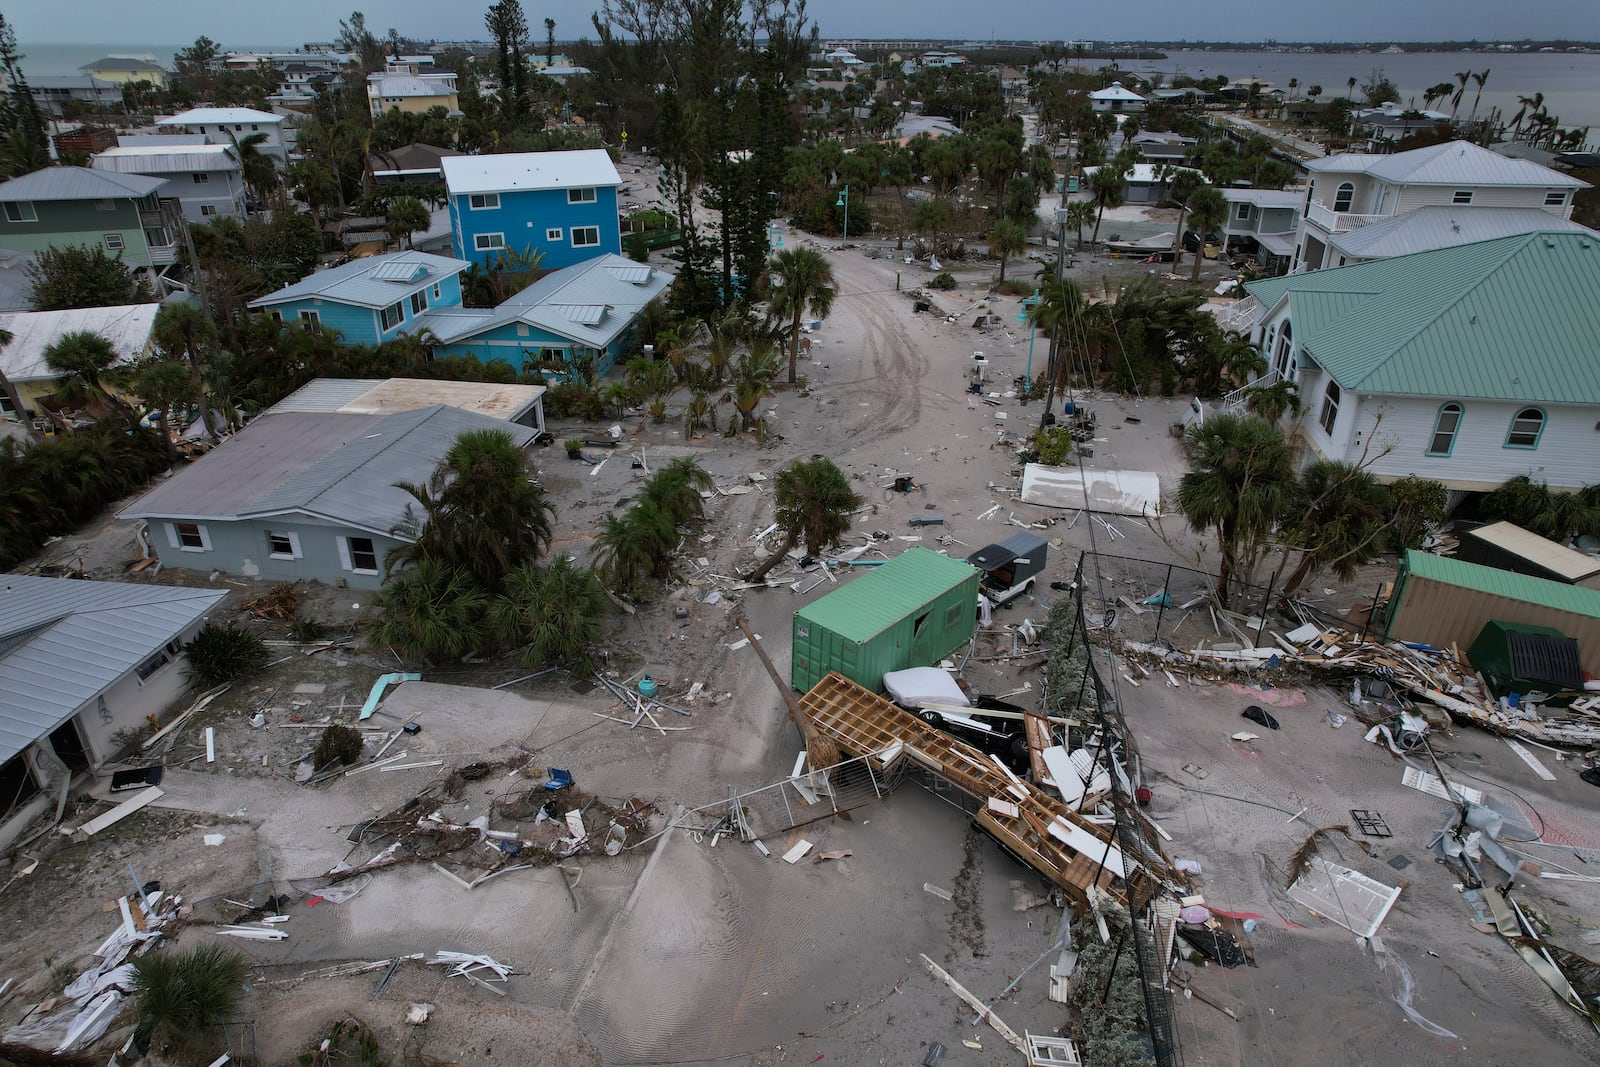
[798,672,1139,906]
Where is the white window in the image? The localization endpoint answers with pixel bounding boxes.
[571,225,600,247]
[469,192,500,210]
[410,290,427,315]
[135,647,174,682]
[432,283,441,299]
[167,522,212,552]
[300,309,321,330]
[475,232,505,251]
[568,187,597,204]
[1545,190,1567,206]
[380,301,404,331]
[1452,190,1474,205]
[267,530,302,559]
[1235,202,1251,220]
[251,124,259,131]
[270,310,283,323]
[1427,403,1462,456]
[1505,407,1545,449]
[1332,182,1354,213]
[546,227,564,241]
[4,201,37,222]
[192,172,209,184]
[103,233,125,251]
[1318,380,1341,435]
[339,536,380,573]
[201,205,217,216]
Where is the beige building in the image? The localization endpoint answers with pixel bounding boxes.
[79,56,167,87]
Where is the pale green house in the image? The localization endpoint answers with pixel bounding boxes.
[0,167,180,287]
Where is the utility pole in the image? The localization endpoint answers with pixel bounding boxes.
[1038,207,1068,435]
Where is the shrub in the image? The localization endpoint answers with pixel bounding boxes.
[183,623,268,688]
[491,557,609,669]
[288,617,327,642]
[1387,476,1450,552]
[313,723,365,768]
[367,561,491,660]
[994,278,1034,297]
[130,944,247,1046]
[928,272,958,290]
[1034,426,1072,466]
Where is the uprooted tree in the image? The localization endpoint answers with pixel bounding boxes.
[746,456,862,581]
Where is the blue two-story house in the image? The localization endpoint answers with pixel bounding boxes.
[443,149,622,271]
[415,253,673,380]
[248,251,469,346]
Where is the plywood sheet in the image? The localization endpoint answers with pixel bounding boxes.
[1021,464,1161,517]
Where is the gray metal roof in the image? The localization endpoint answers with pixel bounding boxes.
[1222,188,1303,209]
[442,149,621,196]
[1328,205,1598,261]
[0,304,160,383]
[0,166,166,203]
[249,251,470,311]
[266,377,545,421]
[1309,140,1589,189]
[93,145,239,175]
[120,406,536,538]
[369,74,455,97]
[0,576,227,766]
[157,107,282,127]
[415,253,672,350]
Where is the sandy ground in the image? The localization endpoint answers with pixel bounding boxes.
[6,160,1598,1066]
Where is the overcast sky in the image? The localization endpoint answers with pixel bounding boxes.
[10,0,1599,46]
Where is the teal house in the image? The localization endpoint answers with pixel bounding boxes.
[418,253,672,379]
[248,251,469,346]
[443,149,623,270]
[0,166,179,286]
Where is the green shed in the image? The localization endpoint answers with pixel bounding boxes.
[790,547,980,693]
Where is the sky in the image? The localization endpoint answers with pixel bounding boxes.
[8,0,1599,46]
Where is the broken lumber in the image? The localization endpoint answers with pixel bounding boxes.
[919,953,1027,1055]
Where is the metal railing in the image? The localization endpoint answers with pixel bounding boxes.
[1305,201,1388,233]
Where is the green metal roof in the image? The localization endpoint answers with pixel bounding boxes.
[1401,550,1600,618]
[796,546,978,643]
[1243,232,1600,403]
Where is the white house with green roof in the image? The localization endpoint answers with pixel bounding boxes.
[1241,231,1600,496]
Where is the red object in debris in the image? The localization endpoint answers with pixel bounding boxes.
[1135,787,1152,807]
[306,895,324,907]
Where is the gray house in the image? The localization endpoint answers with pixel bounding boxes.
[1221,188,1303,274]
[0,576,226,849]
[119,403,537,589]
[92,143,248,222]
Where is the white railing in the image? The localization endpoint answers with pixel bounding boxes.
[1220,373,1271,413]
[1214,297,1263,334]
[1305,201,1389,233]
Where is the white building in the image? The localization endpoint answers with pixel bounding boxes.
[1241,231,1600,496]
[1089,82,1146,113]
[156,108,289,165]
[91,143,248,221]
[1292,139,1588,272]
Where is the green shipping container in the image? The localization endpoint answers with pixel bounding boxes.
[790,546,980,692]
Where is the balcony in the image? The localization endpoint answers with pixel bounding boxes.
[1305,201,1389,234]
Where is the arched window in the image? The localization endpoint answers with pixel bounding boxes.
[1273,320,1293,381]
[1505,407,1546,449]
[1333,182,1355,213]
[1318,380,1341,434]
[1427,403,1463,456]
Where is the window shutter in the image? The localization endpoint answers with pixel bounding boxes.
[198,525,212,551]
[336,536,352,571]
[288,532,303,559]
[164,522,179,549]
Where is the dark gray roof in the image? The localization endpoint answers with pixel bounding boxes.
[0,166,166,203]
[0,576,227,765]
[120,405,537,538]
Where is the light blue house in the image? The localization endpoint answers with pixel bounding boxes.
[443,149,623,270]
[119,403,537,590]
[416,253,673,379]
[248,251,469,346]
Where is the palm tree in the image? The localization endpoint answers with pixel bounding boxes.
[386,195,430,249]
[593,502,676,595]
[989,219,1027,283]
[1028,276,1090,399]
[1177,412,1298,602]
[1185,186,1229,282]
[640,456,713,525]
[1167,169,1204,268]
[1279,459,1392,595]
[1088,159,1129,246]
[747,457,863,581]
[1510,91,1544,139]
[367,560,491,660]
[1468,69,1491,122]
[0,325,40,442]
[387,428,555,591]
[1346,76,1358,102]
[1064,200,1095,252]
[228,131,280,206]
[767,246,836,385]
[1450,70,1470,120]
[131,359,195,458]
[43,330,131,416]
[151,301,218,436]
[491,556,607,668]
